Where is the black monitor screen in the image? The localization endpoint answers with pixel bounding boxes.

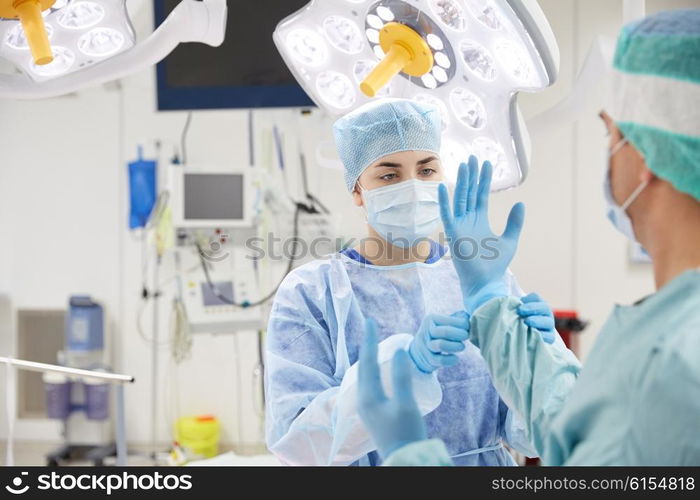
[184,174,244,221]
[155,0,315,110]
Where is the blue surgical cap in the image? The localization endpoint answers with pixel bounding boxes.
[333,98,442,191]
[612,9,700,201]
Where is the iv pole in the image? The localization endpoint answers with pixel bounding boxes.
[0,357,134,466]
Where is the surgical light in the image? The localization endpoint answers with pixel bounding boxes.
[287,28,328,67]
[472,136,508,179]
[57,1,104,30]
[30,43,72,75]
[323,15,364,54]
[274,0,559,191]
[77,26,123,57]
[427,33,444,50]
[450,87,487,129]
[494,38,537,86]
[0,0,227,99]
[0,0,56,65]
[465,0,503,30]
[365,28,379,44]
[413,92,450,130]
[460,39,496,81]
[5,19,53,49]
[429,0,467,32]
[316,70,356,110]
[0,0,134,83]
[353,58,391,97]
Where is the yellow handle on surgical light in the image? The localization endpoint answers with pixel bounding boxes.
[360,22,434,98]
[0,0,56,65]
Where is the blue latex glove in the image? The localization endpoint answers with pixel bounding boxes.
[408,313,470,373]
[359,318,427,459]
[517,293,556,344]
[439,156,526,314]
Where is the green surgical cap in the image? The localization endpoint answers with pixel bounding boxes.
[612,9,700,201]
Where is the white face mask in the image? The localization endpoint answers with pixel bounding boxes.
[604,138,649,242]
[360,179,442,248]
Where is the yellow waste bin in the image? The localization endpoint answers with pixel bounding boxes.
[175,415,220,459]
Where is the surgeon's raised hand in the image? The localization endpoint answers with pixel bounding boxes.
[359,318,427,459]
[439,156,525,314]
[409,314,470,373]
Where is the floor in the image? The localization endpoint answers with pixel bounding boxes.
[0,441,280,466]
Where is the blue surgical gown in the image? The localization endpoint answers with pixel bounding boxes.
[264,247,536,466]
[385,269,700,466]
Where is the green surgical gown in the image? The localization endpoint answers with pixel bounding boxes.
[385,269,700,466]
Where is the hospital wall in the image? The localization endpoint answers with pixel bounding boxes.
[0,0,694,452]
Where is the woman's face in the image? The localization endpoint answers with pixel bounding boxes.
[352,150,444,207]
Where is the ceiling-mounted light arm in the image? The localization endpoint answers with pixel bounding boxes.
[0,0,227,99]
[526,0,644,134]
[527,35,616,134]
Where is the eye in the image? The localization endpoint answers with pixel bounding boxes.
[419,168,437,177]
[380,172,398,181]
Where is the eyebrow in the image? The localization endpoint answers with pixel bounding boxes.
[417,156,439,165]
[374,156,439,168]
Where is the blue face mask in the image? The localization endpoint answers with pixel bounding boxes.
[360,179,442,248]
[604,138,649,243]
